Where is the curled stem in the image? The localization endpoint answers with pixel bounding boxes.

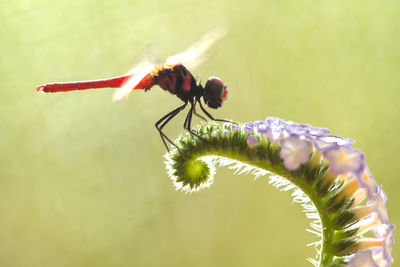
[164,119,394,267]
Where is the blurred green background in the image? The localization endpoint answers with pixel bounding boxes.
[1,0,399,266]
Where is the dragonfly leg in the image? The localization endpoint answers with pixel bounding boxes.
[155,102,187,151]
[183,103,207,141]
[192,99,207,121]
[198,99,237,125]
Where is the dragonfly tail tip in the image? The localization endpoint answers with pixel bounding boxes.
[36,85,45,93]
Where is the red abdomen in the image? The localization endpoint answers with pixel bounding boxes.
[36,75,133,93]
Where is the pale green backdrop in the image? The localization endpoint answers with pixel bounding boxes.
[1,0,399,266]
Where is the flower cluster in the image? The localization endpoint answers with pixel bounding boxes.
[165,117,394,267]
[233,117,394,266]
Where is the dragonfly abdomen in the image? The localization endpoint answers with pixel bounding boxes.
[36,75,132,93]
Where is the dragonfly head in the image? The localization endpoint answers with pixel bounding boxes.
[203,76,228,109]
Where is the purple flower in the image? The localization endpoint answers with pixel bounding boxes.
[222,129,230,137]
[231,124,240,131]
[279,134,312,171]
[372,221,394,239]
[254,120,264,128]
[356,214,383,236]
[266,117,286,127]
[312,135,354,151]
[299,123,330,136]
[267,127,283,143]
[266,118,286,143]
[285,122,307,136]
[312,138,337,151]
[234,117,393,266]
[246,135,258,148]
[243,122,254,134]
[265,117,277,125]
[322,135,353,146]
[372,186,389,225]
[348,250,378,267]
[356,167,378,199]
[257,123,269,135]
[381,224,395,266]
[372,224,395,267]
[323,146,364,175]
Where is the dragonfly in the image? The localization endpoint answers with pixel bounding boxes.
[36,29,231,151]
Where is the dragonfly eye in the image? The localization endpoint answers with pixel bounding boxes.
[203,76,228,109]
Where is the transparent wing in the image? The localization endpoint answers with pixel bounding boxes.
[112,45,162,102]
[165,27,227,70]
[112,60,155,102]
[113,27,226,101]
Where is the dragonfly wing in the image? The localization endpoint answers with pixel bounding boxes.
[112,61,155,102]
[165,27,227,70]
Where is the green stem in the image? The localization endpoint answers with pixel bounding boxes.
[165,124,358,266]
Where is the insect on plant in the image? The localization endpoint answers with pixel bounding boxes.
[36,29,232,151]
